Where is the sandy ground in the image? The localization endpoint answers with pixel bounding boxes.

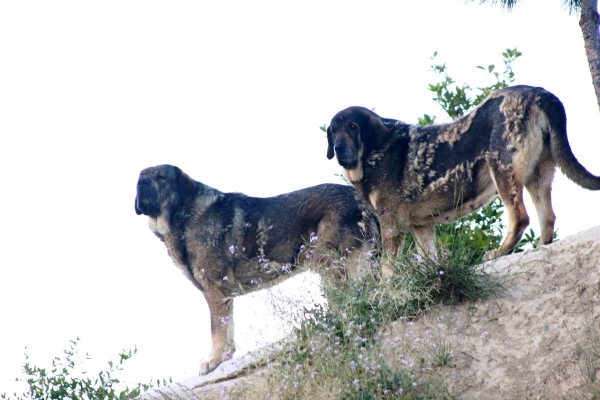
[386,225,600,399]
[147,225,600,399]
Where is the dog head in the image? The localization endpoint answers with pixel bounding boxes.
[326,106,390,169]
[135,164,196,218]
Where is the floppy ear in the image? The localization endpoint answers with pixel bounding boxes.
[174,166,196,197]
[326,125,335,160]
[367,114,390,149]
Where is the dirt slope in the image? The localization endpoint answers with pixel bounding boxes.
[146,225,600,399]
[384,225,600,399]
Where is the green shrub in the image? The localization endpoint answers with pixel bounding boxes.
[1,338,169,400]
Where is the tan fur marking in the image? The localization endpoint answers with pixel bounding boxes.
[436,112,475,146]
[343,163,364,182]
[148,215,170,236]
[368,191,379,209]
[500,94,527,142]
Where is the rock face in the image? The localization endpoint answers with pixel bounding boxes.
[145,226,600,399]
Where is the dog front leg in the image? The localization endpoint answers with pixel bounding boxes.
[200,290,235,375]
[410,225,438,260]
[382,229,406,256]
[380,222,407,281]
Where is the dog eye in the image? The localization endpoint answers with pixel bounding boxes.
[349,123,357,130]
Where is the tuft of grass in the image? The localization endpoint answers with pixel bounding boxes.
[253,234,504,399]
[424,334,452,368]
[570,302,600,384]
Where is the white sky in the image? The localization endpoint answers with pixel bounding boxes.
[1,0,600,392]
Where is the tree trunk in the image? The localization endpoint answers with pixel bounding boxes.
[580,0,600,113]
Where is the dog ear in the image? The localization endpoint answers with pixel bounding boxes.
[367,114,390,149]
[174,166,196,196]
[326,125,335,159]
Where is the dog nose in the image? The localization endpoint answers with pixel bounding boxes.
[334,143,346,153]
[138,177,151,186]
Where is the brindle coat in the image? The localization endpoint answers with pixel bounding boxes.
[135,165,379,375]
[326,85,600,265]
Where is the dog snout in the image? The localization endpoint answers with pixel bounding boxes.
[333,141,358,169]
[334,142,346,154]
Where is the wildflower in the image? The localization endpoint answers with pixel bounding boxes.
[282,264,291,272]
[345,248,352,255]
[229,245,237,255]
[299,244,305,253]
[221,316,229,325]
[223,276,228,281]
[310,232,318,243]
[413,253,423,263]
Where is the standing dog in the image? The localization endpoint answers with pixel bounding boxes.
[326,85,600,262]
[135,165,379,375]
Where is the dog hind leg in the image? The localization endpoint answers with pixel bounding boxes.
[485,162,530,260]
[525,160,556,245]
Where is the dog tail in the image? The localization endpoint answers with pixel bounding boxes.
[546,91,600,190]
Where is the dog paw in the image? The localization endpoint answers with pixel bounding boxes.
[379,263,394,284]
[199,349,235,375]
[199,357,222,375]
[483,249,502,261]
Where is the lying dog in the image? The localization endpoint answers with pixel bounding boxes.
[135,164,379,374]
[326,85,600,262]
